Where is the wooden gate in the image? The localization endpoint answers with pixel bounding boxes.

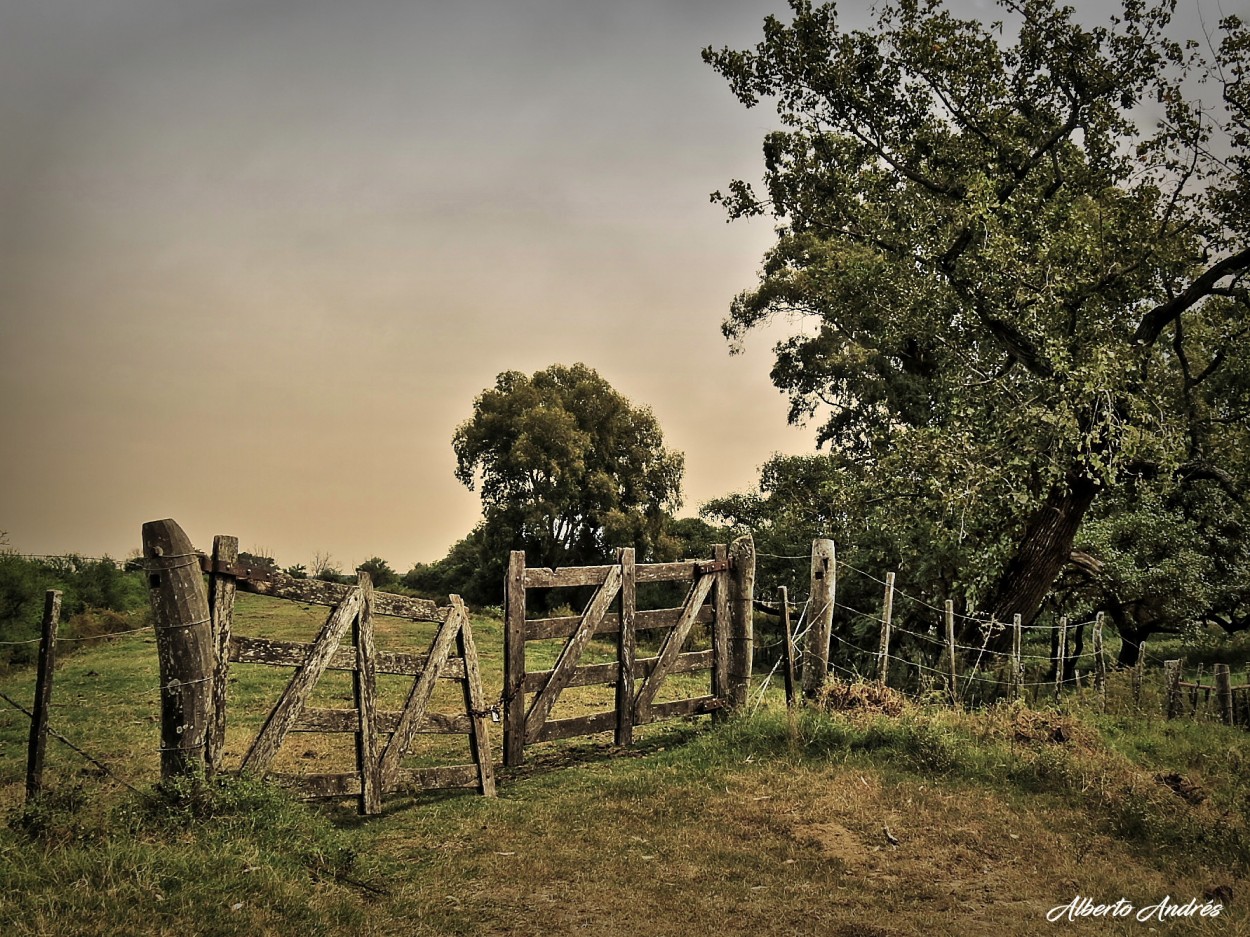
[503,538,754,766]
[203,537,494,814]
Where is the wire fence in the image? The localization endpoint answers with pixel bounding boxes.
[747,548,1247,715]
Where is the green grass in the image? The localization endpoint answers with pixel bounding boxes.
[1,597,1248,936]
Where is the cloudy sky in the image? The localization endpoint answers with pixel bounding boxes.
[0,0,1237,572]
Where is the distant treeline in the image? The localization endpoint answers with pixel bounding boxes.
[0,553,151,671]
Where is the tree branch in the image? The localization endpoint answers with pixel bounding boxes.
[1133,244,1250,344]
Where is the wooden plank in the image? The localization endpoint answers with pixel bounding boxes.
[229,635,465,680]
[278,772,361,799]
[353,573,382,815]
[143,518,215,779]
[634,573,716,723]
[277,768,494,798]
[523,564,615,588]
[206,535,237,777]
[525,696,723,741]
[294,707,470,735]
[712,544,731,717]
[532,710,617,743]
[635,561,701,583]
[638,695,724,725]
[235,571,444,622]
[504,551,527,767]
[25,590,60,803]
[281,767,509,798]
[379,601,467,787]
[239,587,363,776]
[524,566,623,741]
[521,649,715,694]
[616,548,636,747]
[455,597,496,797]
[522,561,701,589]
[389,764,483,793]
[525,605,713,641]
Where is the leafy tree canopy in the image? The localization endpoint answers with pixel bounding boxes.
[452,364,685,599]
[704,0,1250,640]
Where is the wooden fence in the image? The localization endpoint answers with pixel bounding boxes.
[503,538,755,766]
[143,519,495,814]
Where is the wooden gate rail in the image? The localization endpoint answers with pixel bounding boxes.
[503,538,754,766]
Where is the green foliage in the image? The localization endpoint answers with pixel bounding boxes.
[0,553,150,670]
[355,557,397,590]
[450,363,685,603]
[704,0,1250,635]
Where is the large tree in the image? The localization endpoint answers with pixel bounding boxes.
[704,0,1249,643]
[452,363,685,592]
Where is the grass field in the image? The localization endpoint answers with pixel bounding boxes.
[0,594,1247,936]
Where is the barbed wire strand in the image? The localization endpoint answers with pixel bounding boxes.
[0,690,144,794]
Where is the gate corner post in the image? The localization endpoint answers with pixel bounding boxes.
[143,518,213,781]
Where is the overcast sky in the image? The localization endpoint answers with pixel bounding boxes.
[0,0,1240,572]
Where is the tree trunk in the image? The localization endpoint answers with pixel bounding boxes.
[972,470,1100,648]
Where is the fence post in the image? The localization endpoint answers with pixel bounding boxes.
[143,519,214,780]
[712,544,731,722]
[801,539,836,698]
[353,573,382,815]
[780,586,797,708]
[1053,617,1068,703]
[1133,641,1146,707]
[503,550,527,767]
[25,590,61,803]
[945,601,957,706]
[1216,664,1233,726]
[616,547,637,744]
[729,535,756,709]
[1011,614,1023,703]
[1093,613,1106,712]
[877,572,895,685]
[1164,659,1183,719]
[206,535,237,777]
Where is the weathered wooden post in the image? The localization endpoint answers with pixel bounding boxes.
[1053,617,1068,703]
[1215,664,1234,726]
[712,543,731,723]
[353,572,382,815]
[802,539,836,698]
[616,547,637,744]
[1011,614,1023,703]
[25,590,61,803]
[1164,659,1183,719]
[780,586,797,708]
[205,535,237,776]
[877,572,895,685]
[143,519,214,780]
[728,534,756,708]
[503,550,527,767]
[1093,613,1107,712]
[1133,641,1147,707]
[945,601,958,706]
